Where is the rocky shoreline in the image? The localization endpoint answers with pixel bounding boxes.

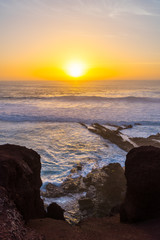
[0,143,160,239]
[41,122,160,223]
[80,122,160,151]
[42,163,126,224]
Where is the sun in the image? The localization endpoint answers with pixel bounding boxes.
[66,61,86,78]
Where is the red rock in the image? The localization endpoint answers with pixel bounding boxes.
[120,146,160,222]
[0,186,44,240]
[47,202,65,220]
[28,215,160,240]
[0,144,46,221]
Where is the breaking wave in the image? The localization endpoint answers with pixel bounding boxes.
[0,95,160,103]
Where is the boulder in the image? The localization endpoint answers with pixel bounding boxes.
[78,198,94,211]
[120,146,160,222]
[43,163,126,220]
[0,186,44,240]
[0,144,46,221]
[47,202,65,220]
[83,163,126,217]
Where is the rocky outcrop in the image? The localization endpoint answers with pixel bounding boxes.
[0,144,45,221]
[120,146,160,223]
[43,163,126,219]
[132,133,160,148]
[81,163,126,217]
[81,123,160,152]
[47,203,65,220]
[84,123,134,152]
[0,186,44,240]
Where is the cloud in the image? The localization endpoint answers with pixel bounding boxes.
[0,0,160,19]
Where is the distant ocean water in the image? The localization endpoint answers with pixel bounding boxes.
[0,80,160,187]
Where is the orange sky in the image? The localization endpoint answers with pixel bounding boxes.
[0,0,160,81]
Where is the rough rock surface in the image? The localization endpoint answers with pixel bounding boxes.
[132,133,160,148]
[28,215,160,240]
[47,203,65,220]
[81,123,135,152]
[0,186,44,240]
[43,163,126,219]
[82,163,126,217]
[81,123,160,152]
[120,146,160,223]
[0,144,45,221]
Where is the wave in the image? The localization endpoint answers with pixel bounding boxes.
[0,114,160,126]
[0,95,160,103]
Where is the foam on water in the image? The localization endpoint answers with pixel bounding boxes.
[0,80,160,187]
[0,121,126,186]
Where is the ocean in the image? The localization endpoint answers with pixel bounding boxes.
[0,80,160,188]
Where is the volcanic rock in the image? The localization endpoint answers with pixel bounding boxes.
[0,186,44,240]
[81,123,160,152]
[82,163,126,217]
[120,146,160,222]
[78,198,94,211]
[43,163,126,220]
[0,144,45,221]
[47,202,65,220]
[84,123,135,152]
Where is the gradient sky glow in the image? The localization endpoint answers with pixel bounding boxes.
[0,0,160,81]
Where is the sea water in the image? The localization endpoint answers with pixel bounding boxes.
[0,80,160,187]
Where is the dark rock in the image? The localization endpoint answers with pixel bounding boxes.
[116,124,132,132]
[43,163,126,220]
[82,123,160,152]
[124,124,133,129]
[77,163,82,171]
[61,175,86,194]
[120,146,160,223]
[0,144,45,221]
[132,134,160,148]
[79,122,88,129]
[47,202,65,220]
[84,163,126,217]
[78,198,94,211]
[44,183,64,198]
[70,162,83,173]
[88,123,135,152]
[0,186,44,240]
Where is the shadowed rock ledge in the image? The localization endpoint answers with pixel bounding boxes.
[0,144,46,239]
[0,186,44,240]
[120,146,160,223]
[0,144,46,221]
[1,143,160,240]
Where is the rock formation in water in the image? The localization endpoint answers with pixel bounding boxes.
[80,163,126,217]
[43,163,126,219]
[80,123,160,152]
[120,146,160,222]
[1,143,160,239]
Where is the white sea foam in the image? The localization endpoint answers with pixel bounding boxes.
[119,133,138,147]
[0,80,160,186]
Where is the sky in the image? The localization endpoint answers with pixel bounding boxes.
[0,0,160,81]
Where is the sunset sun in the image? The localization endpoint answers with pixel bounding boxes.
[66,61,86,78]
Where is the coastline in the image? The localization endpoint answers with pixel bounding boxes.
[41,122,160,223]
[1,144,160,240]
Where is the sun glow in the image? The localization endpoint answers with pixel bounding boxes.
[66,61,86,78]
